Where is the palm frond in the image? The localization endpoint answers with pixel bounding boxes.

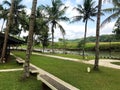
[3,1,11,6]
[114,17,120,27]
[71,16,83,23]
[58,16,69,22]
[101,11,120,27]
[56,22,65,35]
[103,7,120,13]
[112,0,120,7]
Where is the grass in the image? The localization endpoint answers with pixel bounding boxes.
[0,55,43,90]
[111,62,120,65]
[0,55,22,69]
[0,71,42,90]
[13,51,120,90]
[50,53,94,60]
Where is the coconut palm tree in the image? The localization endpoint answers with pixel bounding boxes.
[3,0,26,36]
[43,0,69,53]
[101,0,120,30]
[72,0,98,59]
[0,0,15,63]
[0,5,8,32]
[23,0,37,78]
[35,6,49,53]
[93,0,102,70]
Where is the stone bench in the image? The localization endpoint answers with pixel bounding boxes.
[37,71,79,90]
[16,58,25,64]
[29,64,39,74]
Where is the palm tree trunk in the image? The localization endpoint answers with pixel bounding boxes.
[1,19,5,32]
[23,0,37,78]
[0,0,14,63]
[93,0,102,70]
[43,45,45,53]
[82,20,88,59]
[63,34,66,54]
[51,24,54,54]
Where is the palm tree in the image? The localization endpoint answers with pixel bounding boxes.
[93,0,102,70]
[43,0,69,53]
[3,0,26,36]
[0,5,8,32]
[72,0,98,59]
[23,0,37,78]
[0,0,15,63]
[35,6,49,53]
[113,18,120,38]
[101,0,120,29]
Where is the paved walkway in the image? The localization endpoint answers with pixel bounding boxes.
[84,59,120,69]
[33,52,120,70]
[0,68,23,72]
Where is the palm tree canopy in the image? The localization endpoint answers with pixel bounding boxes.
[72,0,98,23]
[43,0,69,35]
[2,0,26,35]
[101,0,120,27]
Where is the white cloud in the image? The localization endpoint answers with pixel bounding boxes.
[76,0,82,4]
[64,0,79,18]
[25,8,31,15]
[100,22,115,35]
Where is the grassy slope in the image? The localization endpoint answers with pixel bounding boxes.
[13,51,120,90]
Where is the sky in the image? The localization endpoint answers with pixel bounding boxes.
[0,0,116,41]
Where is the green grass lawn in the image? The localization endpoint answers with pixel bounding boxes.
[0,71,41,90]
[0,55,22,69]
[111,62,120,65]
[51,53,94,60]
[13,51,120,90]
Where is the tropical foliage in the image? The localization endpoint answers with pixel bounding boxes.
[3,0,26,36]
[101,0,120,32]
[42,0,69,53]
[72,0,98,59]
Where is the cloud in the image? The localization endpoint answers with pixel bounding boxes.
[75,0,82,4]
[100,22,115,35]
[53,20,114,41]
[64,0,80,18]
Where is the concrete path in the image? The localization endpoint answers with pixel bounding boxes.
[33,52,120,70]
[0,68,23,72]
[84,59,120,69]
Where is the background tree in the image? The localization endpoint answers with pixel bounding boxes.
[0,0,15,63]
[43,0,69,53]
[32,5,50,52]
[72,0,98,59]
[93,0,102,70]
[23,0,37,78]
[113,18,120,39]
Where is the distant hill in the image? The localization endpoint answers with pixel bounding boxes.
[65,39,81,43]
[66,34,120,43]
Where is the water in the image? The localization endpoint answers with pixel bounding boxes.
[54,50,120,58]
